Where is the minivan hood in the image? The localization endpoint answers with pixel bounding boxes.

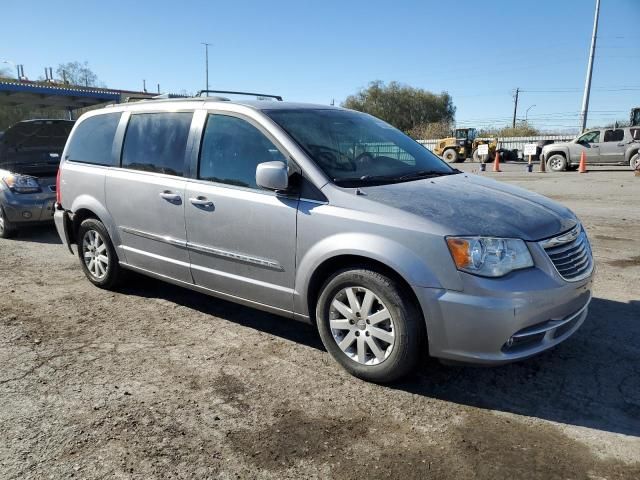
[0,120,73,176]
[360,173,577,241]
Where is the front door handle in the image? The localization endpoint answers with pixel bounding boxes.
[159,191,182,203]
[189,196,214,209]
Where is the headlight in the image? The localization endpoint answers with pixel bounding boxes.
[2,174,41,194]
[446,236,533,277]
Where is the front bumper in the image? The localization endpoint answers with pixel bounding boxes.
[414,265,593,365]
[1,192,56,224]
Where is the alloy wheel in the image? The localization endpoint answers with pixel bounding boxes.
[82,230,109,280]
[329,286,395,365]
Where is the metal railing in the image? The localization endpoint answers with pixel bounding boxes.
[418,135,574,152]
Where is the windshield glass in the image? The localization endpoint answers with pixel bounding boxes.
[0,121,74,175]
[265,108,457,186]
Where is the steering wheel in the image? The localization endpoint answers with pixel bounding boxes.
[353,151,375,169]
[310,144,356,172]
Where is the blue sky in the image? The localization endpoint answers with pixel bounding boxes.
[2,0,639,132]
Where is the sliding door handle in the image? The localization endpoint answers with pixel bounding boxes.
[189,196,214,209]
[159,191,182,203]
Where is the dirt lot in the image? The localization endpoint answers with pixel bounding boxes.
[1,164,639,479]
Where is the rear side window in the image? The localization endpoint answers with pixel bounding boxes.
[198,114,286,189]
[122,112,193,176]
[631,128,640,141]
[66,113,121,166]
[603,129,624,142]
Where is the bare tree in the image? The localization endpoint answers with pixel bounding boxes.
[0,66,13,80]
[55,61,104,87]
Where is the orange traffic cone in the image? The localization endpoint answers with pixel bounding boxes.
[579,151,587,173]
[493,151,501,172]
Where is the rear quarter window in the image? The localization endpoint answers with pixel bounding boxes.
[66,113,122,166]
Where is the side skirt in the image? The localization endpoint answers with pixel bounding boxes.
[119,261,312,324]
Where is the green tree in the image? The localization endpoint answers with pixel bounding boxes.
[55,61,103,87]
[407,121,452,140]
[342,81,455,133]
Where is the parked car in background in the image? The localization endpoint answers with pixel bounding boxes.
[540,127,640,172]
[0,119,75,238]
[54,95,593,382]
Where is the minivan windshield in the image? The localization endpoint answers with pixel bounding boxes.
[265,109,457,187]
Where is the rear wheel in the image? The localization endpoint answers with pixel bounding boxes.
[77,218,124,289]
[442,149,459,163]
[316,268,424,383]
[630,152,640,170]
[547,154,567,172]
[0,205,17,239]
[472,149,495,163]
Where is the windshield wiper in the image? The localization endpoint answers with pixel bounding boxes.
[333,174,397,186]
[396,169,460,181]
[334,169,461,187]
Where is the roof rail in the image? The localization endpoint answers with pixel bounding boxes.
[195,90,283,101]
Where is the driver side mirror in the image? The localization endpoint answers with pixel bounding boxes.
[256,161,289,191]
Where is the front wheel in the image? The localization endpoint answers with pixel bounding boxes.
[316,268,424,383]
[0,205,17,239]
[77,218,125,289]
[630,152,640,170]
[442,149,459,163]
[547,154,567,172]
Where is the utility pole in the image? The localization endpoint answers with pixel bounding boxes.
[580,0,600,132]
[512,88,519,128]
[201,42,211,96]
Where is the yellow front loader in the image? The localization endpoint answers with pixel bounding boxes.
[433,128,497,163]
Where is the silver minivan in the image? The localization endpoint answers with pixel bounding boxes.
[54,94,594,382]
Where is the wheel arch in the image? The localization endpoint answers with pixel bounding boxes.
[68,195,121,247]
[545,148,569,162]
[304,254,426,329]
[624,146,639,164]
[295,233,442,324]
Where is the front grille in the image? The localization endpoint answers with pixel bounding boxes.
[541,226,593,281]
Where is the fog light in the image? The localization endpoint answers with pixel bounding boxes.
[22,211,32,219]
[506,337,514,348]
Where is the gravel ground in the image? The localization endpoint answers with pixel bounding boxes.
[1,163,639,479]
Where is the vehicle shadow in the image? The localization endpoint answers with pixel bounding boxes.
[11,225,61,244]
[118,274,324,352]
[396,296,640,437]
[117,277,640,437]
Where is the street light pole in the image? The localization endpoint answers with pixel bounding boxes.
[201,42,211,96]
[580,0,600,132]
[525,104,536,122]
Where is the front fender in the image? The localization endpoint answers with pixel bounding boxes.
[294,232,448,317]
[543,146,570,160]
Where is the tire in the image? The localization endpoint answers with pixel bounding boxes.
[0,205,17,239]
[77,218,124,289]
[630,152,640,170]
[472,149,495,163]
[547,154,567,172]
[315,268,424,383]
[442,149,459,163]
